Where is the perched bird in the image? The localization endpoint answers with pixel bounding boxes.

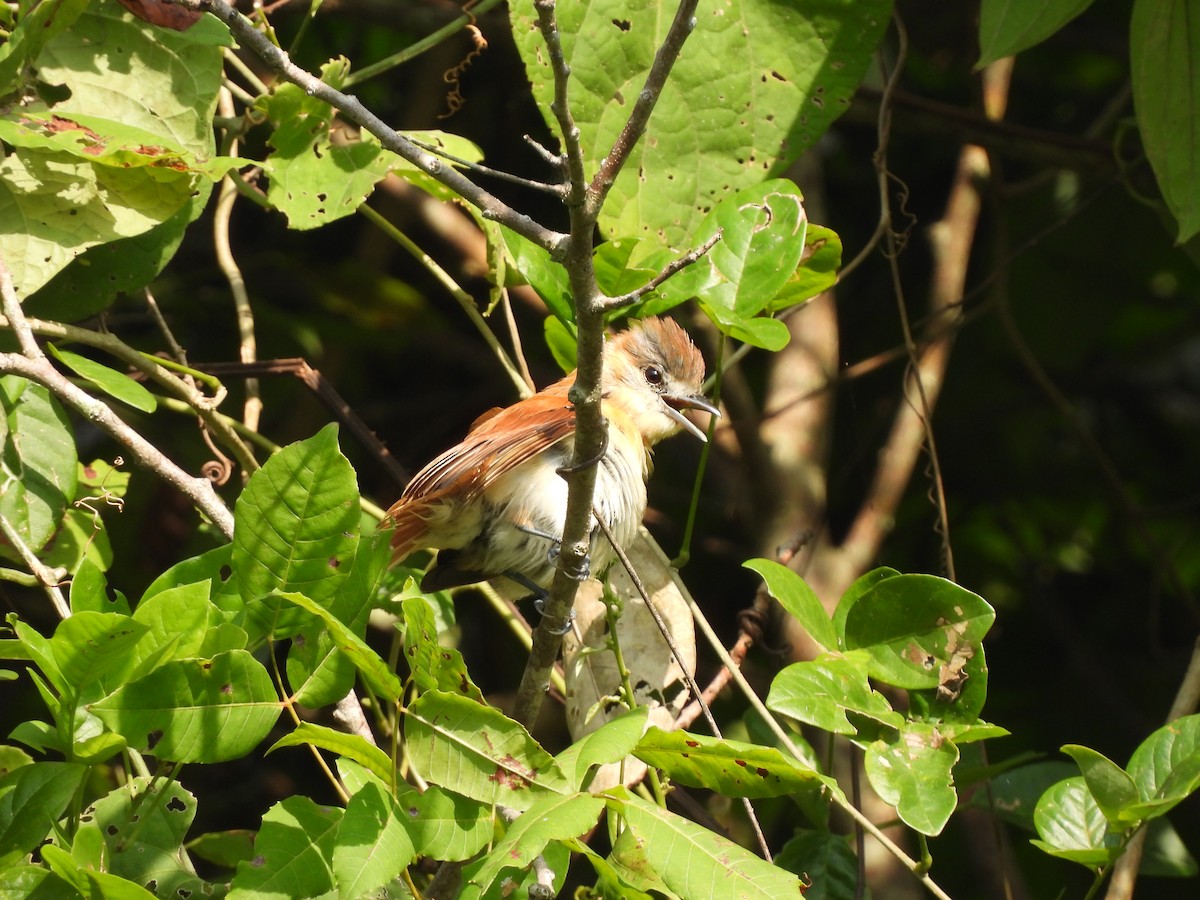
[384,316,718,599]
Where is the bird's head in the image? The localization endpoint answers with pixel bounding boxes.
[603,317,720,446]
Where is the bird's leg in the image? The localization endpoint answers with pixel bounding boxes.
[501,571,575,635]
[515,523,592,581]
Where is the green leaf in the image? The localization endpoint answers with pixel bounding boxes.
[0,0,91,93]
[392,782,492,862]
[334,780,415,898]
[977,0,1095,67]
[1032,776,1123,866]
[46,345,157,413]
[633,726,840,800]
[186,829,257,869]
[0,111,244,179]
[0,7,228,296]
[25,190,210,322]
[608,788,805,897]
[462,793,605,899]
[1061,744,1140,826]
[744,558,837,652]
[90,649,281,763]
[405,691,569,811]
[556,706,650,791]
[401,595,485,702]
[842,574,994,690]
[704,182,809,318]
[269,722,394,789]
[0,377,77,556]
[228,796,340,898]
[774,830,859,900]
[49,611,147,694]
[259,58,392,229]
[273,590,403,701]
[1131,0,1200,242]
[765,223,843,313]
[1125,713,1200,821]
[831,566,899,644]
[85,776,211,899]
[0,761,88,869]
[233,423,359,641]
[0,864,74,900]
[289,529,391,708]
[499,224,574,322]
[961,760,1077,831]
[69,558,127,616]
[510,0,889,246]
[767,650,903,735]
[864,723,960,836]
[340,750,490,863]
[141,543,239,614]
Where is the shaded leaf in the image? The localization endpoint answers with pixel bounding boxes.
[977,0,1095,67]
[1130,0,1200,241]
[0,762,88,869]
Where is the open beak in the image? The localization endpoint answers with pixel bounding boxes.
[663,393,721,442]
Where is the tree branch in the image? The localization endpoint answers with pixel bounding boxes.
[173,0,568,257]
[0,255,236,541]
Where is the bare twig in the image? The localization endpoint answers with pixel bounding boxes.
[171,0,568,257]
[0,512,70,618]
[587,0,703,217]
[0,256,236,540]
[594,230,723,312]
[214,86,262,434]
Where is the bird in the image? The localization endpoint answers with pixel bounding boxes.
[383,316,719,600]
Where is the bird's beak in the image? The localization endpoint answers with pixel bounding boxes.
[663,393,721,442]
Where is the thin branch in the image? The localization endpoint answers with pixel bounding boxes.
[0,512,70,618]
[587,0,702,217]
[406,136,566,196]
[173,0,568,257]
[342,0,508,88]
[0,255,235,540]
[214,86,262,435]
[594,229,723,312]
[0,313,260,476]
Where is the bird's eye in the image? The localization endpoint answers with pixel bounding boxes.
[643,365,664,386]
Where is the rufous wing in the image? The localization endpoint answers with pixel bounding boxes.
[384,377,577,559]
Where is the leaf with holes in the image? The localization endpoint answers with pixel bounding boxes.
[0,7,229,296]
[842,574,994,691]
[90,650,280,763]
[510,0,888,246]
